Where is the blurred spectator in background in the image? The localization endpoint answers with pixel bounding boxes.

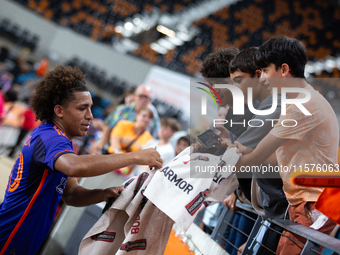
[0,91,5,126]
[144,118,179,164]
[2,90,20,127]
[134,118,179,175]
[101,87,137,122]
[76,87,136,155]
[90,84,160,154]
[0,63,13,93]
[15,59,37,86]
[35,57,49,77]
[118,86,136,107]
[175,136,191,156]
[108,107,154,176]
[7,55,30,84]
[0,45,9,63]
[8,98,40,158]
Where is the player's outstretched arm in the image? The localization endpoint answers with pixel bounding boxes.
[55,148,163,177]
[62,177,124,207]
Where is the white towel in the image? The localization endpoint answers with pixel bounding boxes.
[143,146,240,232]
[79,171,174,255]
[79,146,240,254]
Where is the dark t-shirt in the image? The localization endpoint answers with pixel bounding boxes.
[225,103,258,138]
[236,95,288,218]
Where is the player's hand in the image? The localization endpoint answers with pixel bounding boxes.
[102,186,124,202]
[134,148,163,169]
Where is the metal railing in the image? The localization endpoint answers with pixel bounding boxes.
[205,202,340,255]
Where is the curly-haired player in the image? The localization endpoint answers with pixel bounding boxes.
[0,65,162,255]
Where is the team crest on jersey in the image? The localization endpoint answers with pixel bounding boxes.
[183,155,209,164]
[56,177,67,194]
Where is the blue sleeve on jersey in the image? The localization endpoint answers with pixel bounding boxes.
[34,136,74,172]
[46,136,74,171]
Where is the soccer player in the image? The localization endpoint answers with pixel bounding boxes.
[0,65,162,255]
